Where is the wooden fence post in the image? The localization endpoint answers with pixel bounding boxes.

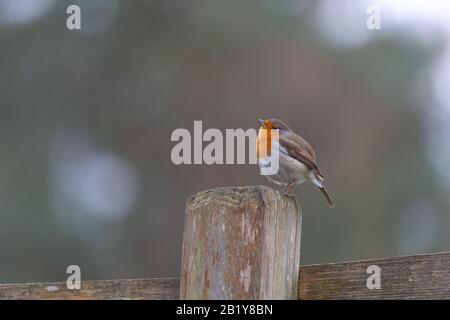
[180,185,302,300]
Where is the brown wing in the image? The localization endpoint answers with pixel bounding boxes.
[279,133,323,178]
[287,132,316,160]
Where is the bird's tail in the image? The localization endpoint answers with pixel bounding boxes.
[310,170,334,207]
[319,186,334,207]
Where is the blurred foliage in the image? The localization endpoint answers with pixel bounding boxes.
[0,0,448,282]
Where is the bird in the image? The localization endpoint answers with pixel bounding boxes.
[256,118,334,207]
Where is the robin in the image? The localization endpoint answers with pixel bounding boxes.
[257,118,334,207]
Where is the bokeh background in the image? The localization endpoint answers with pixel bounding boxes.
[2,0,450,283]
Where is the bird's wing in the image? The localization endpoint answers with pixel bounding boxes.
[279,134,323,178]
[287,132,316,160]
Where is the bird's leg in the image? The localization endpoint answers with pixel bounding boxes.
[279,182,292,194]
[282,181,296,198]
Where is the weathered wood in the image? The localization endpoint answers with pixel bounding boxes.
[0,278,179,300]
[299,252,450,300]
[180,186,302,300]
[3,252,450,299]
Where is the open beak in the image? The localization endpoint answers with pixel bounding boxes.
[258,119,266,128]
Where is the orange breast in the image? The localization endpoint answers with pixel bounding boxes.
[257,128,278,159]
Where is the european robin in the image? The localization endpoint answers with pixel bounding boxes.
[257,118,334,207]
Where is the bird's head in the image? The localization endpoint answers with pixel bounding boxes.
[258,118,291,132]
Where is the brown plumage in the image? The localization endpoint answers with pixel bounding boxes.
[257,118,334,207]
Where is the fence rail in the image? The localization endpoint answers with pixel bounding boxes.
[2,187,449,300]
[299,251,450,299]
[1,252,450,299]
[0,278,179,300]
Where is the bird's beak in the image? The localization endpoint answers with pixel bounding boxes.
[258,119,266,128]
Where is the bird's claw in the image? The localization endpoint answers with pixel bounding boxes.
[282,192,296,198]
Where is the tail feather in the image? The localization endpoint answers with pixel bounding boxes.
[311,170,334,207]
[319,186,334,207]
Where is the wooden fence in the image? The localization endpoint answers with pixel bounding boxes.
[1,186,449,300]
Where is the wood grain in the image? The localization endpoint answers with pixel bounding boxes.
[2,252,450,299]
[299,252,450,299]
[0,278,179,300]
[180,186,302,300]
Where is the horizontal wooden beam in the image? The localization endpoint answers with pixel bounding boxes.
[0,278,179,300]
[2,252,450,299]
[299,251,450,299]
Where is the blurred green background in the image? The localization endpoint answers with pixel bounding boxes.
[1,0,450,283]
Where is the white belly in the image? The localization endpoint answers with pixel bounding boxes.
[258,142,310,186]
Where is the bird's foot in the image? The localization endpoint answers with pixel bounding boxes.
[280,181,296,197]
[282,192,296,198]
